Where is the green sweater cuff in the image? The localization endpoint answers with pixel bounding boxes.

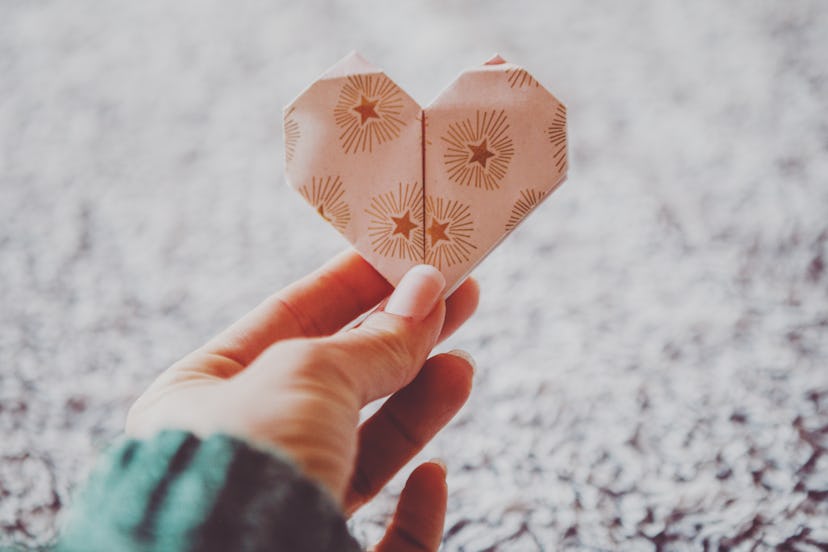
[55,430,360,552]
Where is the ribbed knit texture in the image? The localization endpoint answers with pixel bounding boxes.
[54,431,360,552]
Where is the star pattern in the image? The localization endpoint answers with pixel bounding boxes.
[546,103,568,173]
[391,211,418,239]
[442,110,514,190]
[353,95,380,124]
[467,139,495,168]
[290,56,567,287]
[334,74,406,154]
[299,176,351,233]
[316,204,330,222]
[284,107,300,163]
[427,218,450,245]
[365,182,424,261]
[505,67,539,88]
[425,196,476,269]
[505,188,546,232]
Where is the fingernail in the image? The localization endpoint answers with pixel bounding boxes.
[384,265,445,320]
[429,458,447,476]
[446,349,476,373]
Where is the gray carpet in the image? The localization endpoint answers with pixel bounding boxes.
[2,1,827,549]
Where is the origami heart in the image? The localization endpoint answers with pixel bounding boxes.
[283,52,568,293]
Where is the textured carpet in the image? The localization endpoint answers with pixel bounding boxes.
[1,1,827,549]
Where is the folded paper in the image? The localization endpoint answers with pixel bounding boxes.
[284,52,568,293]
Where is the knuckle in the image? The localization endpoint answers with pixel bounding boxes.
[358,323,417,369]
[315,268,362,314]
[265,339,328,376]
[269,338,359,397]
[394,528,432,552]
[348,463,378,504]
[268,292,323,336]
[381,408,426,449]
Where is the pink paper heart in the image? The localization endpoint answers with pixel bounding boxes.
[284,52,568,293]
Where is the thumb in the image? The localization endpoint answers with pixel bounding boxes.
[319,265,447,405]
[374,461,448,552]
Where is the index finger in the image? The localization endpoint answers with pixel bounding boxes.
[200,249,392,367]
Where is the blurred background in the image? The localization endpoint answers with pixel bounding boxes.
[1,0,827,549]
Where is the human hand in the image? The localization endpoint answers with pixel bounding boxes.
[126,250,479,551]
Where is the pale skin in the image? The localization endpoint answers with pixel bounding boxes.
[126,249,480,552]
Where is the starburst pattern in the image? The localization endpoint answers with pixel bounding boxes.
[365,182,424,260]
[284,106,300,163]
[546,104,567,172]
[299,176,351,233]
[442,110,515,190]
[506,188,547,232]
[334,74,406,154]
[425,196,477,269]
[505,67,539,88]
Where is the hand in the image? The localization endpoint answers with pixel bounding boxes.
[126,250,479,551]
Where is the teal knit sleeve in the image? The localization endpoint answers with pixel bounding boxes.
[54,430,361,552]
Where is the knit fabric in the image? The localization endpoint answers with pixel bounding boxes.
[53,431,360,552]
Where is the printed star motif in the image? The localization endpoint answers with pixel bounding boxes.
[335,74,405,154]
[467,139,495,168]
[442,110,513,190]
[353,95,380,125]
[365,182,424,261]
[300,176,351,233]
[427,218,450,245]
[390,211,417,240]
[317,204,331,222]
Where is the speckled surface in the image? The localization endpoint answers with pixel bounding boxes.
[1,1,827,550]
